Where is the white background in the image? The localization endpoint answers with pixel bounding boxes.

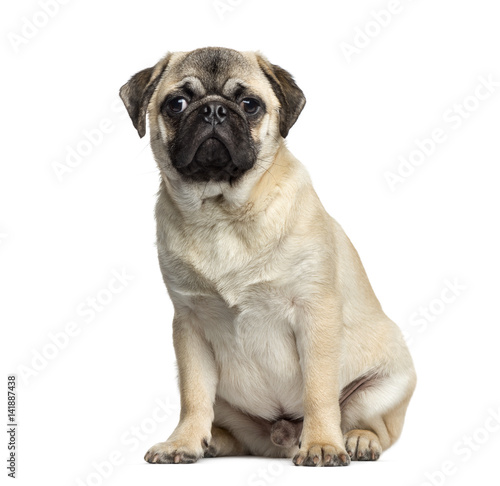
[2,1,500,485]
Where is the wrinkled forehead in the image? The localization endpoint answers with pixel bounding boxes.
[156,48,268,99]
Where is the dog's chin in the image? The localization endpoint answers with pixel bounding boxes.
[174,137,250,183]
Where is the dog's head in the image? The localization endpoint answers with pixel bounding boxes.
[120,47,305,185]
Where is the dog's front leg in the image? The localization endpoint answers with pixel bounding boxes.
[292,296,350,467]
[144,311,217,464]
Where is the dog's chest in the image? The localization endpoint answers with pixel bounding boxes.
[159,209,306,418]
[161,215,289,308]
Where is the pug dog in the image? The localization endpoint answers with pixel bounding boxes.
[119,47,416,467]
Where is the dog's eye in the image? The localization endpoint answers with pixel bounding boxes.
[168,97,189,113]
[241,98,260,115]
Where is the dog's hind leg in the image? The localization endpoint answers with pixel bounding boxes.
[340,367,416,461]
[204,425,248,457]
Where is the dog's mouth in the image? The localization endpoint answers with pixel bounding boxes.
[194,137,231,167]
[175,137,247,183]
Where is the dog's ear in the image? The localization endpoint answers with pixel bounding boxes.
[256,54,306,138]
[119,53,172,138]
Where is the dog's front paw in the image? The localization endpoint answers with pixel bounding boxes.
[293,442,350,467]
[144,437,207,464]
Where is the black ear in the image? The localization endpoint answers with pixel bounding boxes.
[119,54,171,138]
[257,54,306,138]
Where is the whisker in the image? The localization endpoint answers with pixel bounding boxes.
[200,181,209,199]
[258,160,288,168]
[255,162,278,185]
[136,169,160,176]
[136,139,153,157]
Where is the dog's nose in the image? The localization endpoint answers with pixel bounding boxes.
[201,102,227,125]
